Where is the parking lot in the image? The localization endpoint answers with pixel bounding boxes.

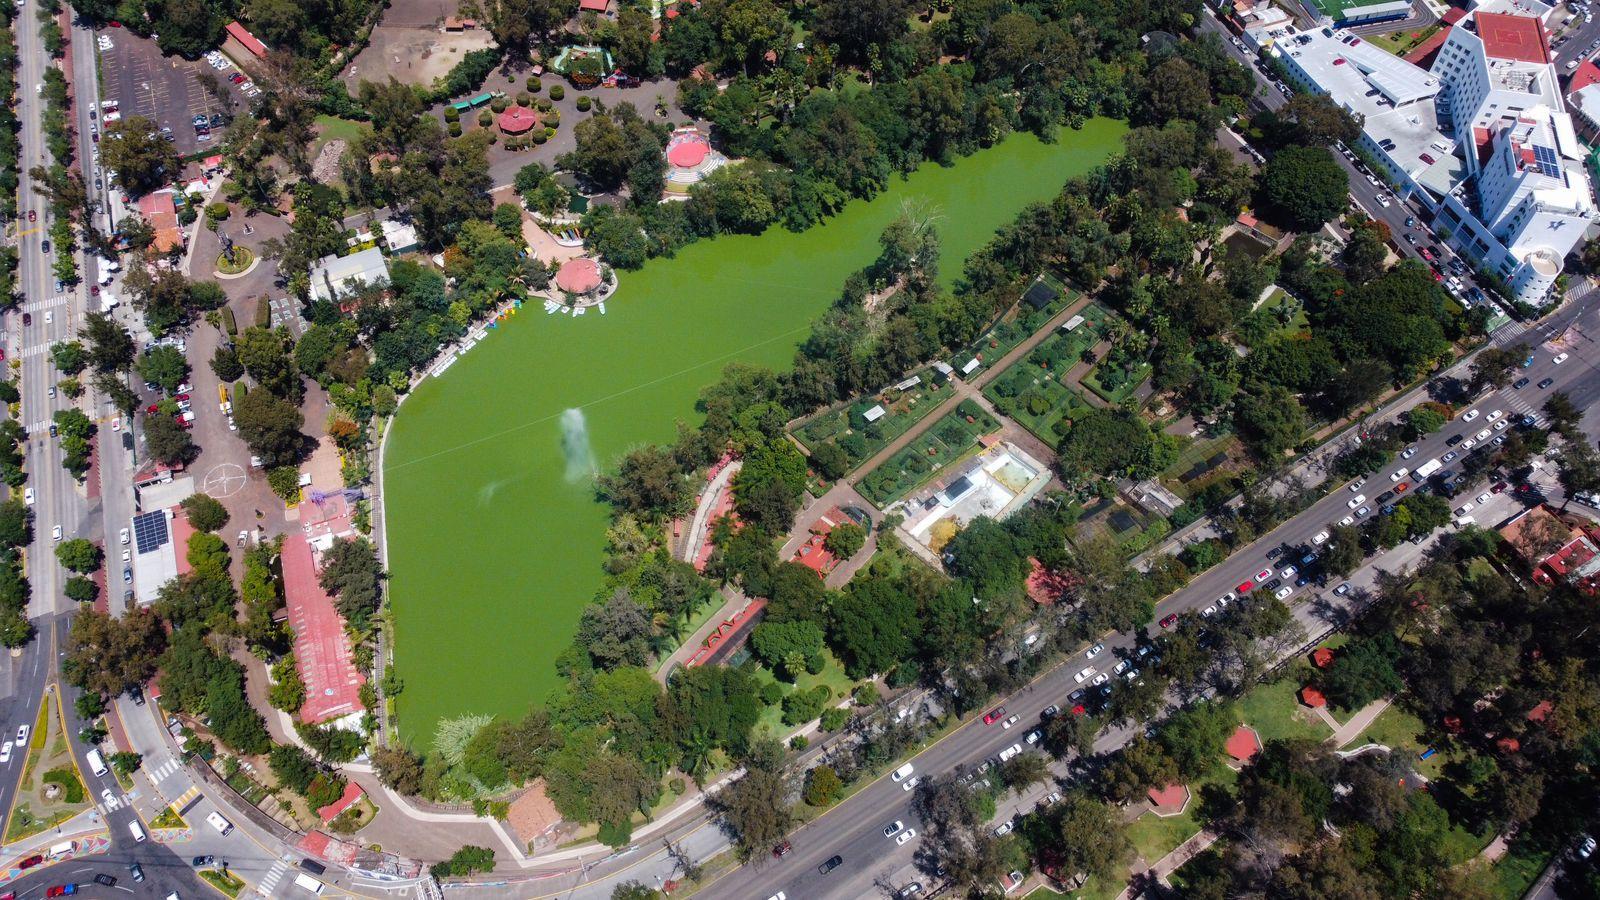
[96,28,243,157]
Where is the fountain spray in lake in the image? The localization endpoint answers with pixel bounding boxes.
[561,408,596,483]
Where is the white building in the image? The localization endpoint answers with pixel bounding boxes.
[309,246,391,305]
[379,218,420,254]
[1275,7,1592,304]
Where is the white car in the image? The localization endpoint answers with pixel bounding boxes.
[43,311,51,324]
[1476,428,1491,441]
[21,488,31,506]
[1391,468,1409,482]
[994,821,1014,837]
[1202,605,1216,617]
[884,820,904,838]
[1486,410,1502,422]
[1460,438,1476,450]
[895,828,916,846]
[1554,352,1570,364]
[1114,660,1130,675]
[100,788,113,805]
[1254,567,1272,581]
[1024,728,1042,745]
[1074,667,1095,683]
[0,741,11,763]
[1347,494,1366,509]
[1312,530,1329,545]
[1085,643,1104,658]
[1002,714,1020,729]
[51,526,61,541]
[1091,672,1110,686]
[998,743,1022,762]
[121,549,130,562]
[1400,446,1417,459]
[1339,515,1354,527]
[1279,565,1297,579]
[1275,586,1293,600]
[1456,503,1475,516]
[110,417,120,432]
[1494,420,1508,432]
[1356,506,1371,517]
[1462,409,1480,422]
[1476,492,1491,504]
[901,776,920,792]
[120,528,129,545]
[1347,479,1365,493]
[15,725,27,745]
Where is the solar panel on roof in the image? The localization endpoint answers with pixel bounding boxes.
[1533,144,1560,178]
[132,511,169,554]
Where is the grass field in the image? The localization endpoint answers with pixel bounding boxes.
[383,121,1129,743]
[1235,677,1332,743]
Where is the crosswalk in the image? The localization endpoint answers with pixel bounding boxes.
[1502,393,1546,428]
[171,784,200,810]
[100,790,132,812]
[258,859,289,896]
[146,756,182,784]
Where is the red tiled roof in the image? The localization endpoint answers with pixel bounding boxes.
[555,257,602,293]
[579,0,609,10]
[1476,13,1549,65]
[1299,686,1327,708]
[1527,699,1553,723]
[1226,724,1262,761]
[225,21,268,58]
[1147,783,1189,812]
[1311,647,1335,668]
[1572,60,1600,93]
[282,533,366,724]
[316,781,365,822]
[1441,6,1466,24]
[497,105,540,134]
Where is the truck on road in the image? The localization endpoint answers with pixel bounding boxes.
[1414,458,1443,480]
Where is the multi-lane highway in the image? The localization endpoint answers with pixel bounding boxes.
[688,302,1600,898]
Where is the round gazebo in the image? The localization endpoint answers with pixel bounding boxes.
[555,257,603,295]
[498,105,541,135]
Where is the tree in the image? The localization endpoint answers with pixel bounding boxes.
[372,745,425,794]
[62,608,166,698]
[99,116,181,196]
[180,494,229,532]
[808,441,849,480]
[749,620,824,679]
[431,846,496,879]
[143,414,197,466]
[575,592,654,669]
[54,538,102,573]
[812,0,909,63]
[1553,440,1600,508]
[1233,384,1308,458]
[317,538,385,631]
[49,341,87,375]
[1321,524,1364,577]
[1261,146,1349,231]
[234,388,307,468]
[136,346,190,392]
[210,345,244,382]
[714,740,792,860]
[1320,633,1403,708]
[803,764,843,806]
[556,104,664,194]
[1277,93,1362,147]
[1039,792,1134,884]
[599,446,689,518]
[80,312,134,374]
[1544,391,1583,437]
[823,522,866,560]
[999,752,1051,793]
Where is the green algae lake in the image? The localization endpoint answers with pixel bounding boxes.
[382,120,1128,743]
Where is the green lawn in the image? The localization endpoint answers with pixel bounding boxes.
[1126,767,1237,866]
[1346,703,1451,779]
[1160,431,1244,500]
[1234,678,1331,744]
[748,649,859,738]
[1491,844,1553,898]
[1364,23,1441,57]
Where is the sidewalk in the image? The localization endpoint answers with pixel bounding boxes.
[1326,698,1390,748]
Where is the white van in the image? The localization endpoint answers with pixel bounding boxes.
[292,873,324,894]
[47,840,76,858]
[206,811,233,835]
[128,820,147,843]
[86,748,107,777]
[891,763,915,782]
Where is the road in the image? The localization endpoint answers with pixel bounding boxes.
[684,302,1600,898]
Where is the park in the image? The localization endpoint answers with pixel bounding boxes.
[381,121,1128,744]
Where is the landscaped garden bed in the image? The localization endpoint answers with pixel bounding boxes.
[4,692,91,842]
[857,400,1000,506]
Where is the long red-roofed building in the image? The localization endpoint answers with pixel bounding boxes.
[282,532,366,725]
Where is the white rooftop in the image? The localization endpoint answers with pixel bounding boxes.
[309,246,391,304]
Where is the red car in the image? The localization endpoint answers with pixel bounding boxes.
[1159,613,1179,629]
[772,840,791,858]
[17,854,41,869]
[46,886,76,898]
[175,393,190,402]
[983,707,1006,725]
[26,210,34,222]
[90,285,99,296]
[1492,482,1508,494]
[1234,580,1254,595]
[146,404,159,414]
[1395,481,1409,492]
[1419,246,1434,261]
[229,73,245,84]
[1070,704,1086,716]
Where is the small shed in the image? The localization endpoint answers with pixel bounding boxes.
[863,404,887,423]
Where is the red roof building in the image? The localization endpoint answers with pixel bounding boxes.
[316,781,365,822]
[282,533,366,724]
[225,21,268,58]
[1226,724,1262,762]
[1476,13,1549,65]
[135,191,183,254]
[1573,59,1600,92]
[1299,686,1327,708]
[497,105,540,135]
[555,257,602,294]
[1311,647,1335,668]
[1498,506,1600,592]
[1146,783,1190,815]
[578,0,610,10]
